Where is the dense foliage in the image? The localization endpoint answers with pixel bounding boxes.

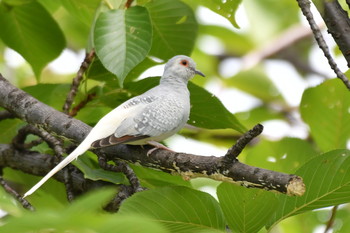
[0,0,349,232]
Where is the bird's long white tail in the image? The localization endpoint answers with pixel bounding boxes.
[23,140,91,198]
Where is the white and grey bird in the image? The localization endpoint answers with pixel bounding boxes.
[23,55,204,198]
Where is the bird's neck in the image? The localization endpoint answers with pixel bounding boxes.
[159,74,188,88]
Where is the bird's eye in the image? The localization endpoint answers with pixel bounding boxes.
[180,60,189,67]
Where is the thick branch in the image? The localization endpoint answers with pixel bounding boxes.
[0,74,305,196]
[323,1,350,68]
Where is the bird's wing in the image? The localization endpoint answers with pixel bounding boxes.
[116,94,188,138]
[91,93,188,148]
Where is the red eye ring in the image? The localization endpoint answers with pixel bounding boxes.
[180,59,189,67]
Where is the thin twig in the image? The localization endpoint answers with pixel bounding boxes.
[0,175,34,211]
[297,0,350,90]
[222,124,263,164]
[125,0,134,8]
[98,153,145,212]
[69,93,96,117]
[104,185,134,212]
[324,205,338,233]
[63,49,95,115]
[98,154,144,193]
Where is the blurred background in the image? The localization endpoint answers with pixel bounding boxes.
[1,1,349,232]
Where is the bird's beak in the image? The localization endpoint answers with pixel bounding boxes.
[195,69,205,77]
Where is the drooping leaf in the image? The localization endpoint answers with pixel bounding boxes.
[199,0,242,28]
[145,0,198,60]
[189,82,246,132]
[73,152,128,184]
[119,186,226,233]
[300,79,350,152]
[94,6,152,86]
[0,1,65,78]
[267,149,350,229]
[217,183,278,233]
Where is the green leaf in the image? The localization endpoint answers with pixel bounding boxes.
[125,77,246,132]
[0,119,24,143]
[60,0,100,26]
[1,189,167,233]
[200,0,242,28]
[217,183,278,233]
[267,149,350,229]
[119,186,226,233]
[228,68,284,103]
[244,0,299,44]
[236,106,285,129]
[130,164,192,188]
[189,82,246,132]
[23,84,70,110]
[300,79,350,152]
[145,0,198,60]
[94,6,152,86]
[73,153,128,184]
[0,187,24,217]
[245,138,318,173]
[0,1,65,78]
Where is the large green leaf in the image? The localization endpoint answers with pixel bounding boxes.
[94,6,152,86]
[145,0,198,60]
[0,1,65,78]
[300,79,350,152]
[125,77,246,132]
[217,183,278,233]
[267,149,350,229]
[119,186,226,233]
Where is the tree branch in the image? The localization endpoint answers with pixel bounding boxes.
[323,1,350,68]
[297,0,350,90]
[0,74,305,196]
[63,49,95,115]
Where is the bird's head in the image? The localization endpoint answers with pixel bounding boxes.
[162,55,205,83]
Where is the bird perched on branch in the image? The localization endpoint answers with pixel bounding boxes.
[24,55,205,197]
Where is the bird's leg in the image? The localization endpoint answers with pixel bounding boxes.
[146,141,174,155]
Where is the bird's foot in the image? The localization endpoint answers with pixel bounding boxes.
[146,141,174,156]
